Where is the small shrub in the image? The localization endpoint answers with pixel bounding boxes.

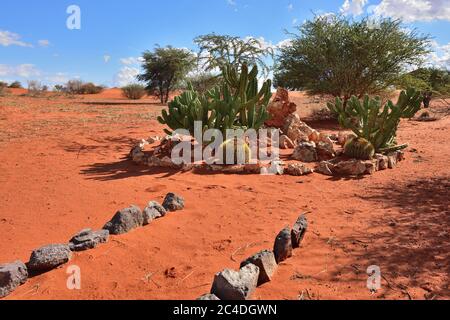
[65,80,103,94]
[8,81,22,89]
[122,84,147,100]
[53,84,65,92]
[27,80,45,96]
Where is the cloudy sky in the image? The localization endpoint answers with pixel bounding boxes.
[0,0,449,87]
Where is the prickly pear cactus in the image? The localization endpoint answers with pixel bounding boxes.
[344,137,375,160]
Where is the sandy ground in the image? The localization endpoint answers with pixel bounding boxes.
[0,89,448,300]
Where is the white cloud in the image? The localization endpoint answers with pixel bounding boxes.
[276,39,293,49]
[103,55,111,63]
[45,73,69,84]
[227,0,236,5]
[0,30,33,47]
[38,39,50,47]
[114,66,140,87]
[292,18,298,25]
[0,64,41,78]
[427,41,450,70]
[287,4,294,11]
[340,0,369,16]
[373,0,450,22]
[120,56,144,65]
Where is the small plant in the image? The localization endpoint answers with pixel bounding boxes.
[65,80,103,94]
[122,84,147,100]
[328,88,422,154]
[27,80,45,97]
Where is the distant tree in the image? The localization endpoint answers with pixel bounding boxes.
[53,84,65,92]
[8,81,22,89]
[274,16,430,106]
[138,46,196,103]
[194,33,274,75]
[184,72,221,94]
[398,67,450,97]
[65,80,103,94]
[66,80,83,94]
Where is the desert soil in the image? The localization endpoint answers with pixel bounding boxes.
[0,89,448,300]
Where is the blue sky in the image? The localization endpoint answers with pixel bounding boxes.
[1,0,449,87]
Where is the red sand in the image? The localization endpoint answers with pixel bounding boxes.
[0,90,448,300]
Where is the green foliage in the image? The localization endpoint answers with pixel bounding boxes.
[157,63,272,136]
[344,137,375,160]
[328,88,422,153]
[138,46,196,104]
[184,72,221,94]
[8,81,22,89]
[122,84,147,100]
[65,80,103,94]
[194,33,274,75]
[274,15,430,103]
[397,67,450,97]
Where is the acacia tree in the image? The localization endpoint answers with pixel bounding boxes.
[274,16,430,106]
[194,33,274,75]
[138,46,196,103]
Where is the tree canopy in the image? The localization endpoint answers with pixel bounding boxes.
[274,15,431,103]
[138,46,196,103]
[397,67,450,97]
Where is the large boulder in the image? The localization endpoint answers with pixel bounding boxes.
[210,264,260,300]
[162,193,185,212]
[143,201,167,225]
[283,114,315,143]
[69,228,109,252]
[240,250,277,286]
[273,228,293,263]
[28,244,72,272]
[334,159,376,176]
[0,261,28,298]
[265,88,297,128]
[292,142,318,163]
[103,205,144,235]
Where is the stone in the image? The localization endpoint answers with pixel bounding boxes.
[316,141,335,161]
[283,114,314,143]
[143,201,167,225]
[291,215,308,248]
[240,250,277,286]
[130,145,145,163]
[265,88,297,128]
[397,150,405,162]
[269,160,284,175]
[315,161,335,176]
[0,261,28,298]
[197,293,220,300]
[292,141,318,163]
[103,205,144,235]
[210,264,260,300]
[162,193,185,211]
[375,154,389,170]
[244,163,263,174]
[308,130,320,143]
[273,228,293,263]
[285,163,313,176]
[364,160,378,175]
[334,159,368,176]
[69,228,109,252]
[28,244,72,272]
[279,135,295,149]
[387,153,397,169]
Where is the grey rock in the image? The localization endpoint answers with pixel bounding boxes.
[285,163,313,176]
[162,193,185,212]
[103,205,144,235]
[273,228,293,263]
[316,141,335,161]
[69,228,109,252]
[28,244,72,272]
[375,154,389,170]
[210,264,260,300]
[143,201,167,225]
[388,153,398,169]
[197,293,220,300]
[315,161,335,176]
[0,261,28,298]
[240,250,277,285]
[292,142,318,163]
[291,215,308,248]
[334,159,368,176]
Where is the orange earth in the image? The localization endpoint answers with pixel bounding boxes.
[0,88,448,300]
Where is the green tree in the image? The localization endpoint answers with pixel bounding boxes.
[274,15,430,106]
[194,33,274,75]
[398,67,450,97]
[138,46,196,103]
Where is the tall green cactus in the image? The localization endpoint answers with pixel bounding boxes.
[328,88,422,154]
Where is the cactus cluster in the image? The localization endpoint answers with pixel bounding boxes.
[328,88,422,155]
[157,63,272,136]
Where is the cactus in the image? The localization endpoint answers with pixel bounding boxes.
[344,137,375,160]
[328,88,422,154]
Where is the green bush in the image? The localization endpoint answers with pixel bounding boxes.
[8,81,22,89]
[122,84,147,100]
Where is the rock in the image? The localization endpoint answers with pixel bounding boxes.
[364,160,378,175]
[244,163,263,174]
[273,228,293,263]
[291,215,308,248]
[240,250,277,286]
[283,114,314,143]
[197,293,220,300]
[397,150,405,162]
[143,201,167,225]
[28,244,72,272]
[69,229,109,252]
[315,161,335,176]
[334,159,368,176]
[210,264,260,300]
[0,261,28,298]
[316,141,335,161]
[387,153,397,169]
[308,130,320,143]
[279,135,295,149]
[265,88,297,128]
[130,145,145,163]
[162,193,185,211]
[375,154,389,170]
[292,141,318,163]
[285,163,313,176]
[103,205,144,235]
[269,160,284,175]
